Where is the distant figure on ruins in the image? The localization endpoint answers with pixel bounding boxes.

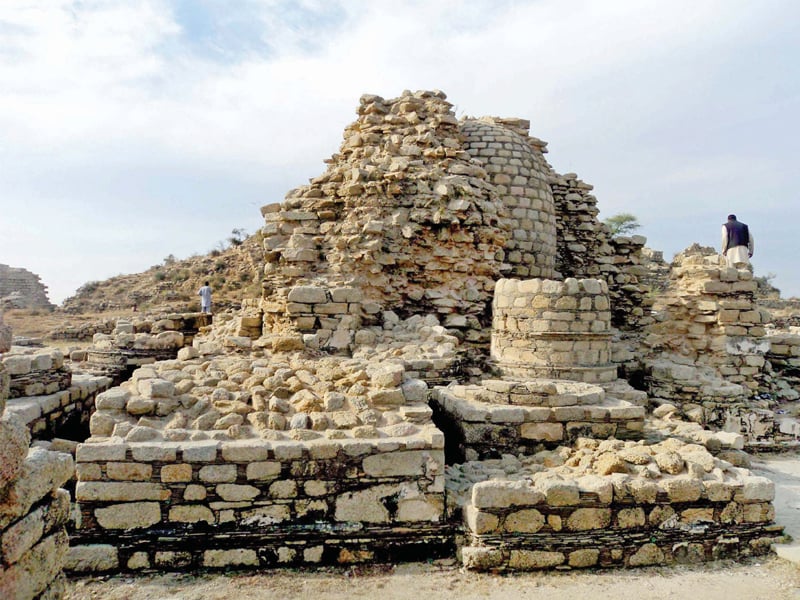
[198,281,212,313]
[721,214,754,269]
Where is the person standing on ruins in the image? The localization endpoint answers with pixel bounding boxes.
[721,214,754,268]
[198,281,212,313]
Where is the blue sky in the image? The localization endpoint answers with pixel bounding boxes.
[1,0,798,303]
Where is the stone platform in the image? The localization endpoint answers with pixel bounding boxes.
[449,440,782,571]
[70,431,448,572]
[432,380,645,460]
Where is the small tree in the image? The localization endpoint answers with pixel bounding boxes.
[604,213,641,236]
[228,228,247,247]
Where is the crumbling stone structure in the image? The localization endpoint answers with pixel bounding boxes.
[1,344,111,442]
[66,91,786,576]
[0,319,74,600]
[0,265,54,310]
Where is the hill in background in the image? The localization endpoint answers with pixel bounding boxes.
[61,230,263,314]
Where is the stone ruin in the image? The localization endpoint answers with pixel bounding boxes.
[2,90,797,597]
[0,313,75,599]
[0,264,54,310]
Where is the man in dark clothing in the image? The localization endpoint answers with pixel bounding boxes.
[721,214,754,268]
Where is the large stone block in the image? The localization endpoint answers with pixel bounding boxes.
[65,543,119,573]
[95,502,162,530]
[362,450,441,477]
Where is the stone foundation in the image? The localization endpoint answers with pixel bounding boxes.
[453,441,781,571]
[70,434,447,572]
[432,382,644,459]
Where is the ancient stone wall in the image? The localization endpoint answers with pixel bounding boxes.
[0,324,74,599]
[457,440,780,571]
[460,117,557,279]
[0,265,54,310]
[549,174,652,330]
[259,90,510,337]
[70,436,447,572]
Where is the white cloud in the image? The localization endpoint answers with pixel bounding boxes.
[1,0,798,302]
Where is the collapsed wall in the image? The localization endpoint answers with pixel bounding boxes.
[644,247,774,443]
[0,265,54,310]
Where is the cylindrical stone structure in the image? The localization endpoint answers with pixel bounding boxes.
[460,118,557,279]
[491,278,617,383]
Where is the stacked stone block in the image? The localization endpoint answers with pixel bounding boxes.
[0,321,74,599]
[460,118,557,279]
[646,249,768,393]
[261,285,365,352]
[457,441,781,571]
[491,278,616,384]
[2,347,112,441]
[432,381,644,458]
[0,264,54,310]
[259,90,511,342]
[549,173,653,330]
[766,333,800,385]
[70,436,447,572]
[85,315,207,384]
[3,348,71,399]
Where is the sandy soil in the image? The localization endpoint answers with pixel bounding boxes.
[65,557,800,600]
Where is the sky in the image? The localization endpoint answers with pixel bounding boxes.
[0,0,798,304]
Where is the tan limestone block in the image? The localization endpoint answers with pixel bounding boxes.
[268,479,298,498]
[628,542,665,566]
[508,549,565,569]
[246,461,282,480]
[95,502,161,529]
[216,484,259,502]
[203,548,259,568]
[161,463,193,483]
[127,551,150,570]
[334,484,398,523]
[198,464,236,483]
[464,505,500,534]
[65,543,119,573]
[742,502,774,523]
[397,497,443,522]
[471,480,544,509]
[566,507,611,530]
[76,482,169,502]
[461,546,504,570]
[681,507,714,523]
[504,508,545,533]
[184,484,207,501]
[169,504,214,524]
[362,450,441,477]
[568,548,600,567]
[106,462,152,481]
[661,477,702,502]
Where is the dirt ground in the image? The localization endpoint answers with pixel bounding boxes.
[64,556,800,600]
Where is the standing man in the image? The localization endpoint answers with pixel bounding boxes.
[721,214,754,269]
[198,281,212,314]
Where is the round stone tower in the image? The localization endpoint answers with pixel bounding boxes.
[460,118,558,280]
[491,277,617,383]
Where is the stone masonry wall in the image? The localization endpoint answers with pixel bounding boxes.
[259,90,511,335]
[0,264,54,310]
[70,437,447,572]
[457,440,780,571]
[460,117,557,280]
[0,321,74,600]
[549,173,652,330]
